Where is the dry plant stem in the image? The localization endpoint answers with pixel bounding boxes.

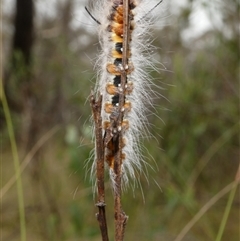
[173,171,240,241]
[90,94,109,241]
[1,89,26,241]
[215,164,240,241]
[113,0,130,240]
[0,126,59,200]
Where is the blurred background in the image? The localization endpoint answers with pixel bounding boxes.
[1,0,239,240]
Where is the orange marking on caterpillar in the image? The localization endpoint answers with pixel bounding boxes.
[106,63,121,75]
[123,101,131,112]
[111,33,123,43]
[109,22,124,36]
[104,102,115,113]
[106,82,133,95]
[125,81,133,94]
[122,119,129,130]
[106,152,126,169]
[106,63,134,75]
[106,83,118,95]
[112,50,131,58]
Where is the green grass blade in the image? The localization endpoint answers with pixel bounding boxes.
[1,87,27,241]
[215,178,239,241]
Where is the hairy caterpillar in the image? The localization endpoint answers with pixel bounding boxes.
[88,0,163,191]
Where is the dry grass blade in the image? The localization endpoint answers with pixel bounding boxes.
[0,125,60,200]
[187,123,239,188]
[174,165,240,241]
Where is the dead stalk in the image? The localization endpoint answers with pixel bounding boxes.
[113,0,130,240]
[90,94,109,241]
[90,1,131,240]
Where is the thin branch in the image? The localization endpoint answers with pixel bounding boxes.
[113,0,131,240]
[90,93,109,241]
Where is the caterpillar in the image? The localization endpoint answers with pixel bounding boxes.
[88,0,163,191]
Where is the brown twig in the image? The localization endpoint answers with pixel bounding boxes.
[90,94,109,241]
[113,0,131,240]
[91,1,131,240]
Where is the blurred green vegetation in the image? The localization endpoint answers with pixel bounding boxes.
[1,0,239,241]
